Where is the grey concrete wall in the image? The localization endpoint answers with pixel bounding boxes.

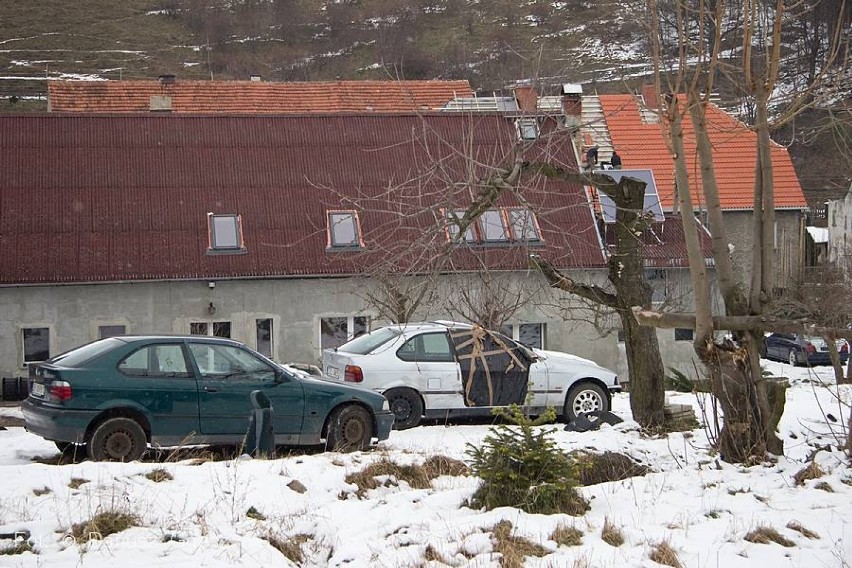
[722,210,803,288]
[827,188,852,280]
[0,269,709,385]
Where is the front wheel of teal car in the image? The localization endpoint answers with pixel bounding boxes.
[87,417,147,462]
[326,405,373,452]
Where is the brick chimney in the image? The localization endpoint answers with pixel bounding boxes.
[561,83,583,129]
[513,82,538,113]
[641,84,659,111]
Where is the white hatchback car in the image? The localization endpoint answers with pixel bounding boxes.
[322,321,620,429]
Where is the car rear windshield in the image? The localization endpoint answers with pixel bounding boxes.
[337,328,401,354]
[49,338,123,367]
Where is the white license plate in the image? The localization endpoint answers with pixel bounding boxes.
[326,366,339,378]
[32,382,45,397]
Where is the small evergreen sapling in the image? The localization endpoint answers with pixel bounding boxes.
[465,405,588,515]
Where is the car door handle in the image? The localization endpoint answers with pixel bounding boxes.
[204,386,219,393]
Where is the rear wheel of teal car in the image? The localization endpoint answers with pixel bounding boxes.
[87,417,147,462]
[326,405,373,452]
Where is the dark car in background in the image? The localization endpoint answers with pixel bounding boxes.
[22,336,394,461]
[762,333,849,366]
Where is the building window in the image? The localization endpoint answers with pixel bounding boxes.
[507,208,541,241]
[445,210,477,242]
[190,321,232,338]
[320,315,369,350]
[256,318,273,358]
[500,323,545,349]
[98,325,126,339]
[516,118,539,140]
[327,210,363,249]
[675,328,694,341]
[480,210,509,242]
[645,268,667,304]
[22,327,50,365]
[445,208,542,245]
[207,213,246,254]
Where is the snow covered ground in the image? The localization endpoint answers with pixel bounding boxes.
[0,361,850,567]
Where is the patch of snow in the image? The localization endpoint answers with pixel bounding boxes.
[0,361,849,567]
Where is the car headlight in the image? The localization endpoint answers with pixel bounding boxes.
[382,399,390,411]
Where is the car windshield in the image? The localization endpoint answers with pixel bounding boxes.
[48,337,124,367]
[337,328,401,354]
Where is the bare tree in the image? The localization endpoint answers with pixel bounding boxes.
[639,0,849,462]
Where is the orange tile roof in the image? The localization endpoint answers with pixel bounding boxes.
[599,95,807,210]
[48,79,474,113]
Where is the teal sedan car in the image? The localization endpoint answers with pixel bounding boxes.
[22,336,395,461]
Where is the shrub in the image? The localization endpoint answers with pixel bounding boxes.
[665,368,694,393]
[466,405,588,515]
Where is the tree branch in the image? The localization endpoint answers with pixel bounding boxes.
[632,307,852,340]
[530,254,618,309]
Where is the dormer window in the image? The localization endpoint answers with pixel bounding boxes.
[445,210,477,242]
[327,210,363,249]
[207,213,246,255]
[516,118,539,140]
[507,208,541,241]
[445,207,542,244]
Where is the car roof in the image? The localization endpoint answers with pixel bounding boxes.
[378,321,474,333]
[110,335,244,345]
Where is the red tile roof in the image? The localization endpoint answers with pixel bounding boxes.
[0,113,606,285]
[602,215,714,268]
[48,80,474,113]
[599,95,807,211]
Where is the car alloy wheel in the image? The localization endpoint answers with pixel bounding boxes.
[565,382,608,422]
[788,349,798,367]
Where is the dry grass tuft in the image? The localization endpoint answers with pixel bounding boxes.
[420,455,469,478]
[0,540,33,555]
[68,477,89,489]
[571,451,651,486]
[744,525,795,547]
[346,457,465,497]
[70,511,141,543]
[261,531,310,564]
[649,540,683,567]
[32,487,52,496]
[601,518,625,547]
[786,521,819,539]
[423,543,450,564]
[145,468,173,483]
[246,506,267,521]
[490,521,549,568]
[793,462,824,485]
[813,481,833,492]
[551,524,583,547]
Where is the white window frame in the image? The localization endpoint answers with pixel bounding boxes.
[500,323,546,349]
[255,317,274,358]
[506,208,541,241]
[190,321,232,338]
[516,118,539,140]
[318,315,370,352]
[21,326,51,366]
[327,210,364,249]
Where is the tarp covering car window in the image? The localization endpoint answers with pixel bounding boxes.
[449,326,531,407]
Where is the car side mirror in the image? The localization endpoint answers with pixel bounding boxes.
[274,369,289,383]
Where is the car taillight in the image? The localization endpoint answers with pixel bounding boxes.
[50,381,73,401]
[805,342,817,354]
[344,365,363,383]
